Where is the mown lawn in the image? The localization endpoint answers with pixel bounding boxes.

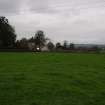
[0,52,105,105]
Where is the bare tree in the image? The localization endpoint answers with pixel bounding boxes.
[34,30,46,51]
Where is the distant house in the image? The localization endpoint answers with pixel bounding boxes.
[28,42,35,51]
[28,42,49,52]
[41,46,49,52]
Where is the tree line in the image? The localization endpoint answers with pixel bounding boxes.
[0,16,75,51]
[0,16,101,52]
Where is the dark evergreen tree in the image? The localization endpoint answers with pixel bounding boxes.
[0,16,16,48]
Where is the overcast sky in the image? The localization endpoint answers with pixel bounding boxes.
[0,0,105,44]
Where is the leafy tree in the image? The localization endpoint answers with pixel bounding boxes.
[56,42,62,49]
[47,41,55,51]
[15,38,28,49]
[34,30,46,51]
[19,38,28,49]
[69,43,75,50]
[0,16,16,48]
[15,40,20,49]
[63,40,68,49]
[28,37,34,42]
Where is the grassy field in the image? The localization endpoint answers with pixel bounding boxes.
[0,52,105,105]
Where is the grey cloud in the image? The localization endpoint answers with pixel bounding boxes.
[0,0,105,15]
[27,0,56,13]
[0,0,25,15]
[28,0,105,15]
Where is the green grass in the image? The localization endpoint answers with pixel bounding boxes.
[0,52,105,105]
